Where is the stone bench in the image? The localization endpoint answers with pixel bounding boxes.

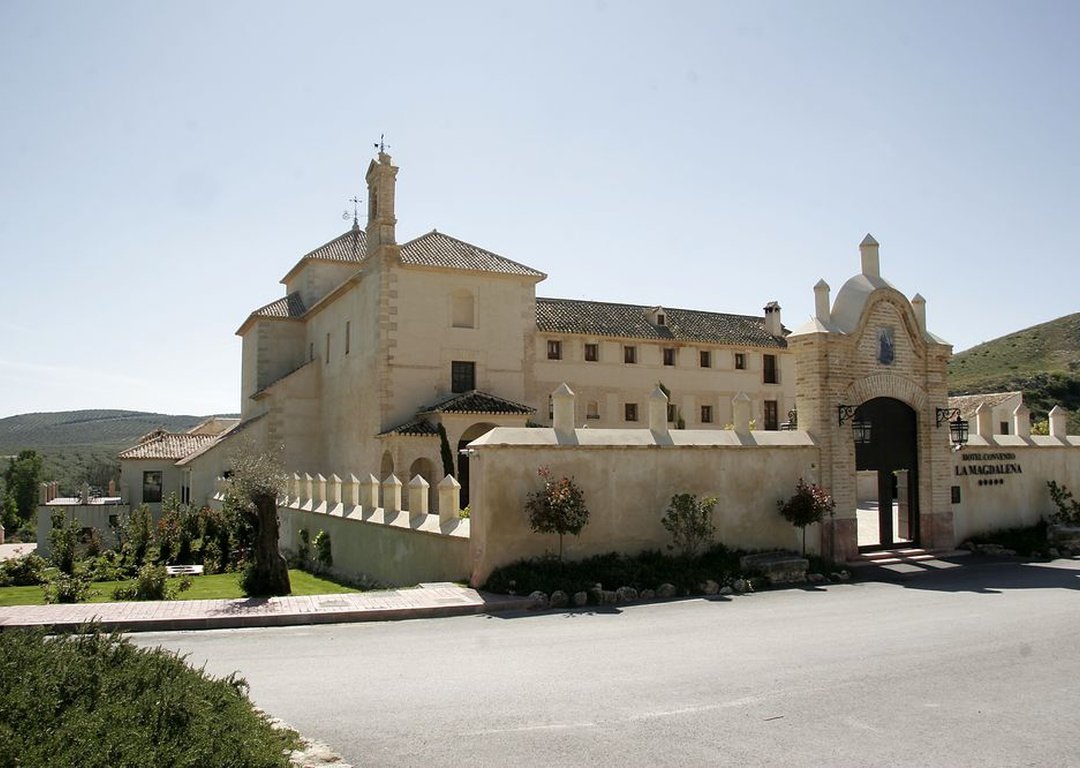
[739,552,808,585]
[165,564,205,576]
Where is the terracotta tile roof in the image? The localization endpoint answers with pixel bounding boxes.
[423,390,535,415]
[400,231,544,278]
[535,297,787,348]
[379,417,440,437]
[299,225,368,264]
[948,391,1023,420]
[118,430,219,461]
[251,292,307,320]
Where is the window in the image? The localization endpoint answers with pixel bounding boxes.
[735,352,746,370]
[451,361,475,393]
[701,405,713,423]
[624,345,637,364]
[584,343,599,362]
[586,401,600,420]
[1000,421,1010,435]
[625,403,638,422]
[345,321,351,354]
[309,342,314,362]
[663,347,676,366]
[763,354,778,384]
[667,404,677,423]
[325,332,331,364]
[142,471,163,503]
[700,350,711,368]
[548,395,553,420]
[547,340,562,360]
[764,400,779,431]
[656,312,666,326]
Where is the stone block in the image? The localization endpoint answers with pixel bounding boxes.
[739,552,808,585]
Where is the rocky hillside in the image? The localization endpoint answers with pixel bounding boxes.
[949,313,1080,431]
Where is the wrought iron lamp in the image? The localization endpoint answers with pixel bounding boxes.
[936,407,968,447]
[852,418,872,445]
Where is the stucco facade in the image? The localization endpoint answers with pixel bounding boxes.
[171,149,795,508]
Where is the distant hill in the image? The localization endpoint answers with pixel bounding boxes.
[0,410,238,495]
[949,312,1080,431]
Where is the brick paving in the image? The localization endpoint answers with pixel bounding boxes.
[0,582,532,633]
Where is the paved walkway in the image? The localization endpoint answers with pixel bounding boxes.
[0,582,532,633]
[0,543,37,562]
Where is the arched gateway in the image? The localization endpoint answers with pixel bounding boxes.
[788,235,955,561]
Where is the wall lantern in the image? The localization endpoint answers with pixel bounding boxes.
[936,407,969,448]
[852,418,872,445]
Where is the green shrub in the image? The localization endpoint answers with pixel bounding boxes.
[524,467,589,559]
[84,550,131,583]
[0,625,298,767]
[0,552,49,586]
[296,527,311,568]
[661,493,717,558]
[43,571,93,604]
[313,530,332,571]
[484,544,746,598]
[47,510,81,575]
[119,503,156,567]
[111,564,193,601]
[1047,481,1080,525]
[777,479,836,555]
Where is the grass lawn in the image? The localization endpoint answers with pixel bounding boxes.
[0,568,360,607]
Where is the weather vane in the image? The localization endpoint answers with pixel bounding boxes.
[342,195,362,225]
[374,133,390,154]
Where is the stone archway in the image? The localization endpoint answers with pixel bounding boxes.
[852,397,919,549]
[457,422,497,508]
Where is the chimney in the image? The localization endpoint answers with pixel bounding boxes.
[764,301,782,336]
[860,234,880,278]
[814,279,831,325]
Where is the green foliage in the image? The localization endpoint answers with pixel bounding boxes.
[313,530,332,571]
[1,493,19,536]
[119,503,156,567]
[1031,419,1050,435]
[524,467,589,559]
[778,479,836,555]
[296,527,311,567]
[0,625,297,767]
[484,544,746,597]
[437,422,456,479]
[3,449,43,526]
[968,520,1049,557]
[0,552,48,586]
[48,509,82,575]
[111,564,192,601]
[1047,481,1080,526]
[43,571,94,604]
[661,493,717,557]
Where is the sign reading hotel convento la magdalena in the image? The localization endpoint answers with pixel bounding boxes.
[955,452,1023,486]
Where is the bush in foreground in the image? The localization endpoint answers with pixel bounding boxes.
[0,625,297,768]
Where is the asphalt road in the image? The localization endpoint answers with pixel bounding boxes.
[136,559,1080,767]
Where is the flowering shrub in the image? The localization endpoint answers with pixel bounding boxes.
[661,494,717,558]
[525,467,589,559]
[777,479,835,555]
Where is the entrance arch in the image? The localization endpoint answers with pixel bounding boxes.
[853,397,919,549]
[457,422,497,508]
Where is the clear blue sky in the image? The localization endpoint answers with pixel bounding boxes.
[2,1,1077,418]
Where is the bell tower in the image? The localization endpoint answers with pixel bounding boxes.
[365,138,399,255]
